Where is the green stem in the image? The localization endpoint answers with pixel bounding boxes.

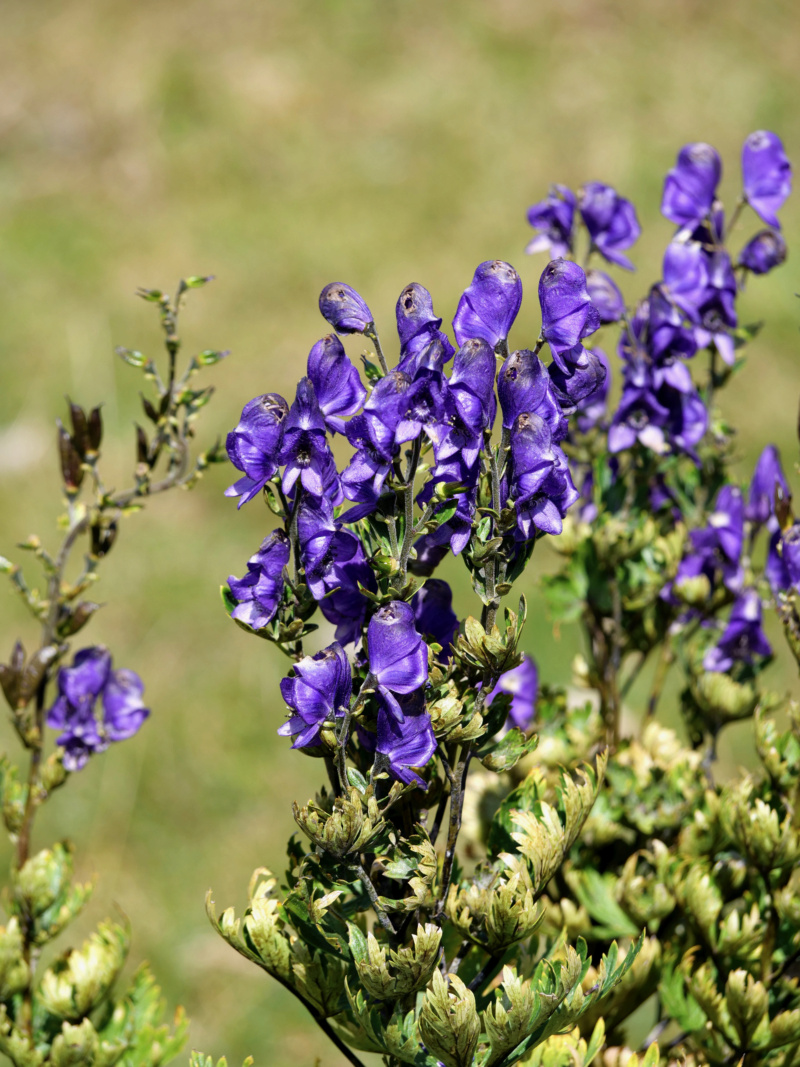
[348,861,396,935]
[434,750,472,915]
[396,437,421,588]
[365,324,389,375]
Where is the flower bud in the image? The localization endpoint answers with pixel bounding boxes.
[348,922,441,1000]
[0,918,28,1000]
[293,788,382,859]
[419,971,481,1067]
[57,421,84,494]
[586,268,625,323]
[49,1019,101,1067]
[738,228,787,275]
[319,282,373,334]
[39,920,129,1019]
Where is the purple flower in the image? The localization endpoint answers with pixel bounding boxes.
[278,379,341,499]
[278,642,352,750]
[703,589,772,672]
[319,282,373,334]
[497,349,567,441]
[746,445,789,527]
[742,131,792,230]
[547,344,608,411]
[525,184,576,258]
[508,413,579,538]
[102,670,150,741]
[670,485,746,598]
[367,601,428,721]
[738,229,787,275]
[411,579,459,662]
[411,482,477,569]
[579,182,641,270]
[661,142,722,228]
[640,285,697,373]
[661,383,708,454]
[371,700,437,789]
[46,647,149,771]
[663,240,737,365]
[307,335,366,434]
[575,349,611,433]
[538,259,601,358]
[486,655,538,732]
[396,283,455,368]
[608,362,670,454]
[298,497,375,644]
[227,530,290,630]
[452,261,523,350]
[766,524,800,595]
[447,338,498,437]
[225,393,289,507]
[586,269,625,324]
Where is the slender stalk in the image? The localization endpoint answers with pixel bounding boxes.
[468,952,503,994]
[724,196,746,241]
[396,436,421,588]
[348,861,395,935]
[646,641,673,719]
[365,324,389,375]
[434,751,472,915]
[336,675,374,793]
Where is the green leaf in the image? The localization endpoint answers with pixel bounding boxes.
[115,347,147,368]
[565,869,640,940]
[477,729,538,773]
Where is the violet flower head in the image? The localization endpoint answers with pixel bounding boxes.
[661,142,722,228]
[538,259,601,357]
[742,131,792,229]
[46,647,149,771]
[227,530,290,630]
[578,182,641,270]
[525,184,576,258]
[412,579,459,662]
[703,589,772,673]
[746,444,789,527]
[608,362,670,455]
[103,669,150,741]
[372,702,436,789]
[766,524,800,596]
[448,338,497,434]
[738,229,787,275]
[225,393,289,507]
[486,654,538,732]
[586,269,625,324]
[278,378,340,499]
[367,601,428,721]
[307,334,366,434]
[278,643,352,750]
[509,413,579,538]
[497,348,566,440]
[396,283,455,367]
[575,349,611,433]
[452,261,523,350]
[547,344,608,412]
[318,282,373,334]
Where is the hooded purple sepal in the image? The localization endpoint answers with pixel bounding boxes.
[367,601,428,719]
[586,269,625,324]
[509,414,579,539]
[661,142,722,228]
[412,579,459,662]
[452,261,523,349]
[225,393,289,507]
[278,378,341,499]
[307,335,367,434]
[575,349,611,433]
[486,654,538,732]
[548,345,608,411]
[746,444,789,527]
[396,283,455,367]
[766,524,800,596]
[703,589,772,673]
[103,669,150,741]
[578,182,640,270]
[742,130,792,229]
[738,229,787,275]
[497,349,567,441]
[525,184,576,258]
[278,642,352,750]
[318,282,373,334]
[539,259,601,357]
[227,530,290,630]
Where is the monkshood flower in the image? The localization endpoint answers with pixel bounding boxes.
[225,393,289,507]
[746,444,789,527]
[227,530,290,629]
[278,378,341,499]
[547,344,608,411]
[538,259,601,358]
[575,349,610,433]
[277,643,352,750]
[742,130,792,229]
[661,142,721,229]
[585,269,625,324]
[578,182,641,270]
[660,383,708,454]
[765,525,800,595]
[497,348,568,441]
[525,184,576,258]
[509,413,579,538]
[306,335,366,434]
[412,579,459,662]
[608,362,670,453]
[738,230,788,275]
[452,261,522,350]
[663,240,737,365]
[360,694,437,788]
[703,589,772,673]
[298,497,375,644]
[319,282,373,334]
[47,647,149,771]
[486,654,538,732]
[396,283,455,367]
[669,485,745,599]
[446,338,497,439]
[638,285,697,368]
[367,601,428,722]
[411,485,477,570]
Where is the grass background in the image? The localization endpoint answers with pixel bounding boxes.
[1,0,799,1062]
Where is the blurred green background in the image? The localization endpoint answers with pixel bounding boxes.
[1,0,799,1062]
